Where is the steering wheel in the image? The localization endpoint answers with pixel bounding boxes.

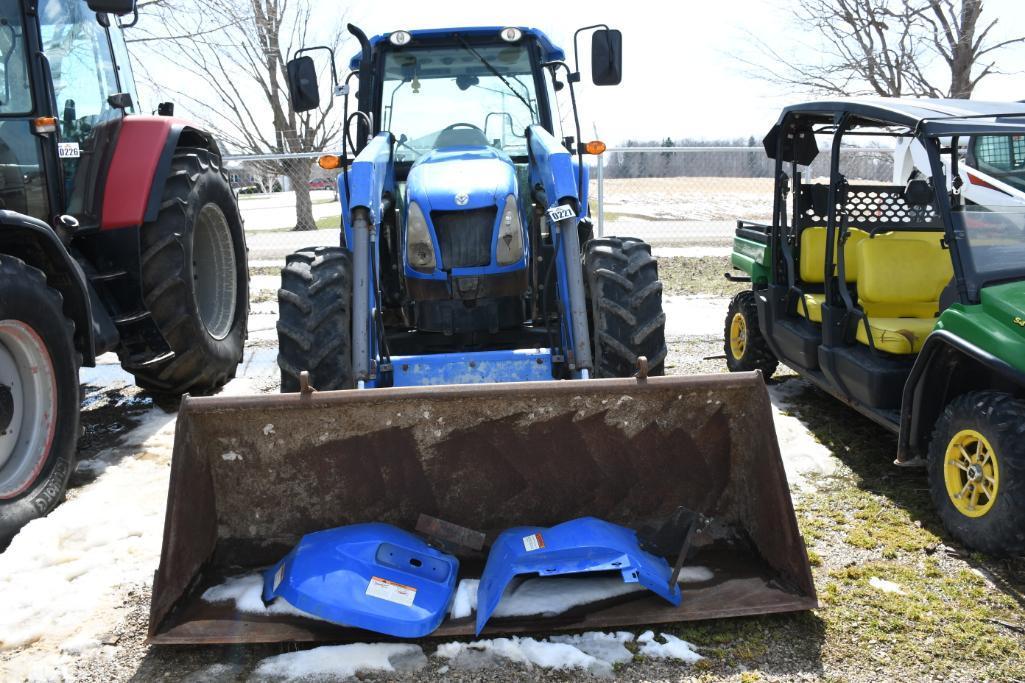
[441,122,485,134]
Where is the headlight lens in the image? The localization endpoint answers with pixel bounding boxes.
[496,195,524,266]
[406,202,436,271]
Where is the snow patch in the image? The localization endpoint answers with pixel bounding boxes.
[637,632,704,663]
[436,636,615,676]
[450,567,713,620]
[221,451,243,462]
[663,295,731,338]
[201,573,325,621]
[253,643,427,680]
[653,246,732,258]
[549,631,635,666]
[869,577,904,594]
[263,423,276,435]
[768,381,839,491]
[58,635,101,655]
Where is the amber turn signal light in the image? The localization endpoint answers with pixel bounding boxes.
[318,155,342,170]
[33,117,58,134]
[583,140,606,155]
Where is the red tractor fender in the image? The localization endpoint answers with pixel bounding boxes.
[100,115,223,230]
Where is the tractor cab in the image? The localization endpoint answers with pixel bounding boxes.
[284,25,632,388]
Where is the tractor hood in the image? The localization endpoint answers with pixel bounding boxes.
[981,281,1025,339]
[407,147,518,212]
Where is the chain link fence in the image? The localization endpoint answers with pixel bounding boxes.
[227,147,897,267]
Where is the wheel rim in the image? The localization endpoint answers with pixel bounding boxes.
[944,429,999,518]
[0,320,57,499]
[192,203,238,341]
[729,312,747,359]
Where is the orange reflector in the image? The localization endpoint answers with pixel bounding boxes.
[318,155,342,170]
[33,117,58,134]
[584,140,606,155]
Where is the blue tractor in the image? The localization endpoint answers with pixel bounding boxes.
[277,25,666,389]
[142,24,815,644]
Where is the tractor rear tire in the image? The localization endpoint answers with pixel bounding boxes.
[724,290,778,379]
[277,247,354,392]
[927,391,1025,556]
[583,237,667,378]
[127,147,248,396]
[0,257,79,549]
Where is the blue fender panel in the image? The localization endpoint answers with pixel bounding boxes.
[262,523,459,638]
[475,517,682,635]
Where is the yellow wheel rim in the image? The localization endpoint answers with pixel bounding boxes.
[729,312,747,360]
[944,429,1000,518]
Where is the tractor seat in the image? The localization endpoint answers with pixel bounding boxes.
[434,127,490,149]
[795,227,867,323]
[853,238,953,354]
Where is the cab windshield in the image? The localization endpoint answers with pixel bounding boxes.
[970,134,1025,193]
[381,42,540,163]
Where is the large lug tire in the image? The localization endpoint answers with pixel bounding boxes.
[0,257,79,549]
[127,147,249,395]
[927,391,1025,556]
[277,247,354,392]
[723,290,778,379]
[583,236,667,378]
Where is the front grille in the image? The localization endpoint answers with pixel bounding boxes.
[431,208,496,269]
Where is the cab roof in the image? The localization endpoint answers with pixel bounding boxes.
[348,26,566,70]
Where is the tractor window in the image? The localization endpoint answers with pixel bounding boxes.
[0,7,32,115]
[382,43,540,163]
[971,135,1025,192]
[39,0,121,145]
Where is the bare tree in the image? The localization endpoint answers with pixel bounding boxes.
[739,0,1025,98]
[129,0,346,230]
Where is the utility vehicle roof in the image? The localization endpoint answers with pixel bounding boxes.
[349,27,565,70]
[766,98,1025,163]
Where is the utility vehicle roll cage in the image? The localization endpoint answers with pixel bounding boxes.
[764,98,1025,306]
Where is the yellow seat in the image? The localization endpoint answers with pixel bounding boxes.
[855,317,936,354]
[799,292,825,323]
[798,227,868,283]
[854,238,953,354]
[795,227,867,322]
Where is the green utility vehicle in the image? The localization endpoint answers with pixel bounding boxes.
[725,99,1025,555]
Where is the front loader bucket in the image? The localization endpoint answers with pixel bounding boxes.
[148,373,816,644]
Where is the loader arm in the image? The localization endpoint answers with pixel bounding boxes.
[527,125,593,373]
[341,132,395,384]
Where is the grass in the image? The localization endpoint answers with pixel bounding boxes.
[659,256,749,298]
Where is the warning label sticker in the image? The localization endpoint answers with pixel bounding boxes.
[522,532,545,552]
[366,576,417,607]
[272,565,285,591]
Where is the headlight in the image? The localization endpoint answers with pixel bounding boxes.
[406,201,436,272]
[496,195,524,266]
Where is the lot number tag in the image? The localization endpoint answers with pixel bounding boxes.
[546,204,576,223]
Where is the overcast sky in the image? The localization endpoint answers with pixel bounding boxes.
[135,0,1025,145]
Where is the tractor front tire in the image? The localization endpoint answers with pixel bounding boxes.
[724,290,777,378]
[0,257,79,549]
[583,237,667,378]
[927,391,1025,556]
[277,247,354,392]
[128,147,248,396]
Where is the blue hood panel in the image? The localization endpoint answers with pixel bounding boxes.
[262,523,459,638]
[407,146,518,212]
[474,517,683,635]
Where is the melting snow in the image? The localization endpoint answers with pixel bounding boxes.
[637,631,704,663]
[449,567,714,620]
[768,381,839,491]
[252,643,427,680]
[869,577,904,594]
[201,573,325,621]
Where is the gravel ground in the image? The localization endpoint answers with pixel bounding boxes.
[2,254,1023,682]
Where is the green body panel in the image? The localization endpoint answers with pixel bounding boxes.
[933,281,1025,373]
[731,235,770,286]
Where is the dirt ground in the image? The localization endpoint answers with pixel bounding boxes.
[1,254,1023,682]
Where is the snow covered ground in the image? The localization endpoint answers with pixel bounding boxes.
[0,276,841,681]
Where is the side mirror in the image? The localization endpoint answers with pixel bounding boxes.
[86,0,135,15]
[591,29,622,86]
[286,56,321,112]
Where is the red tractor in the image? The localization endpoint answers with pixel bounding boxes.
[0,0,248,545]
